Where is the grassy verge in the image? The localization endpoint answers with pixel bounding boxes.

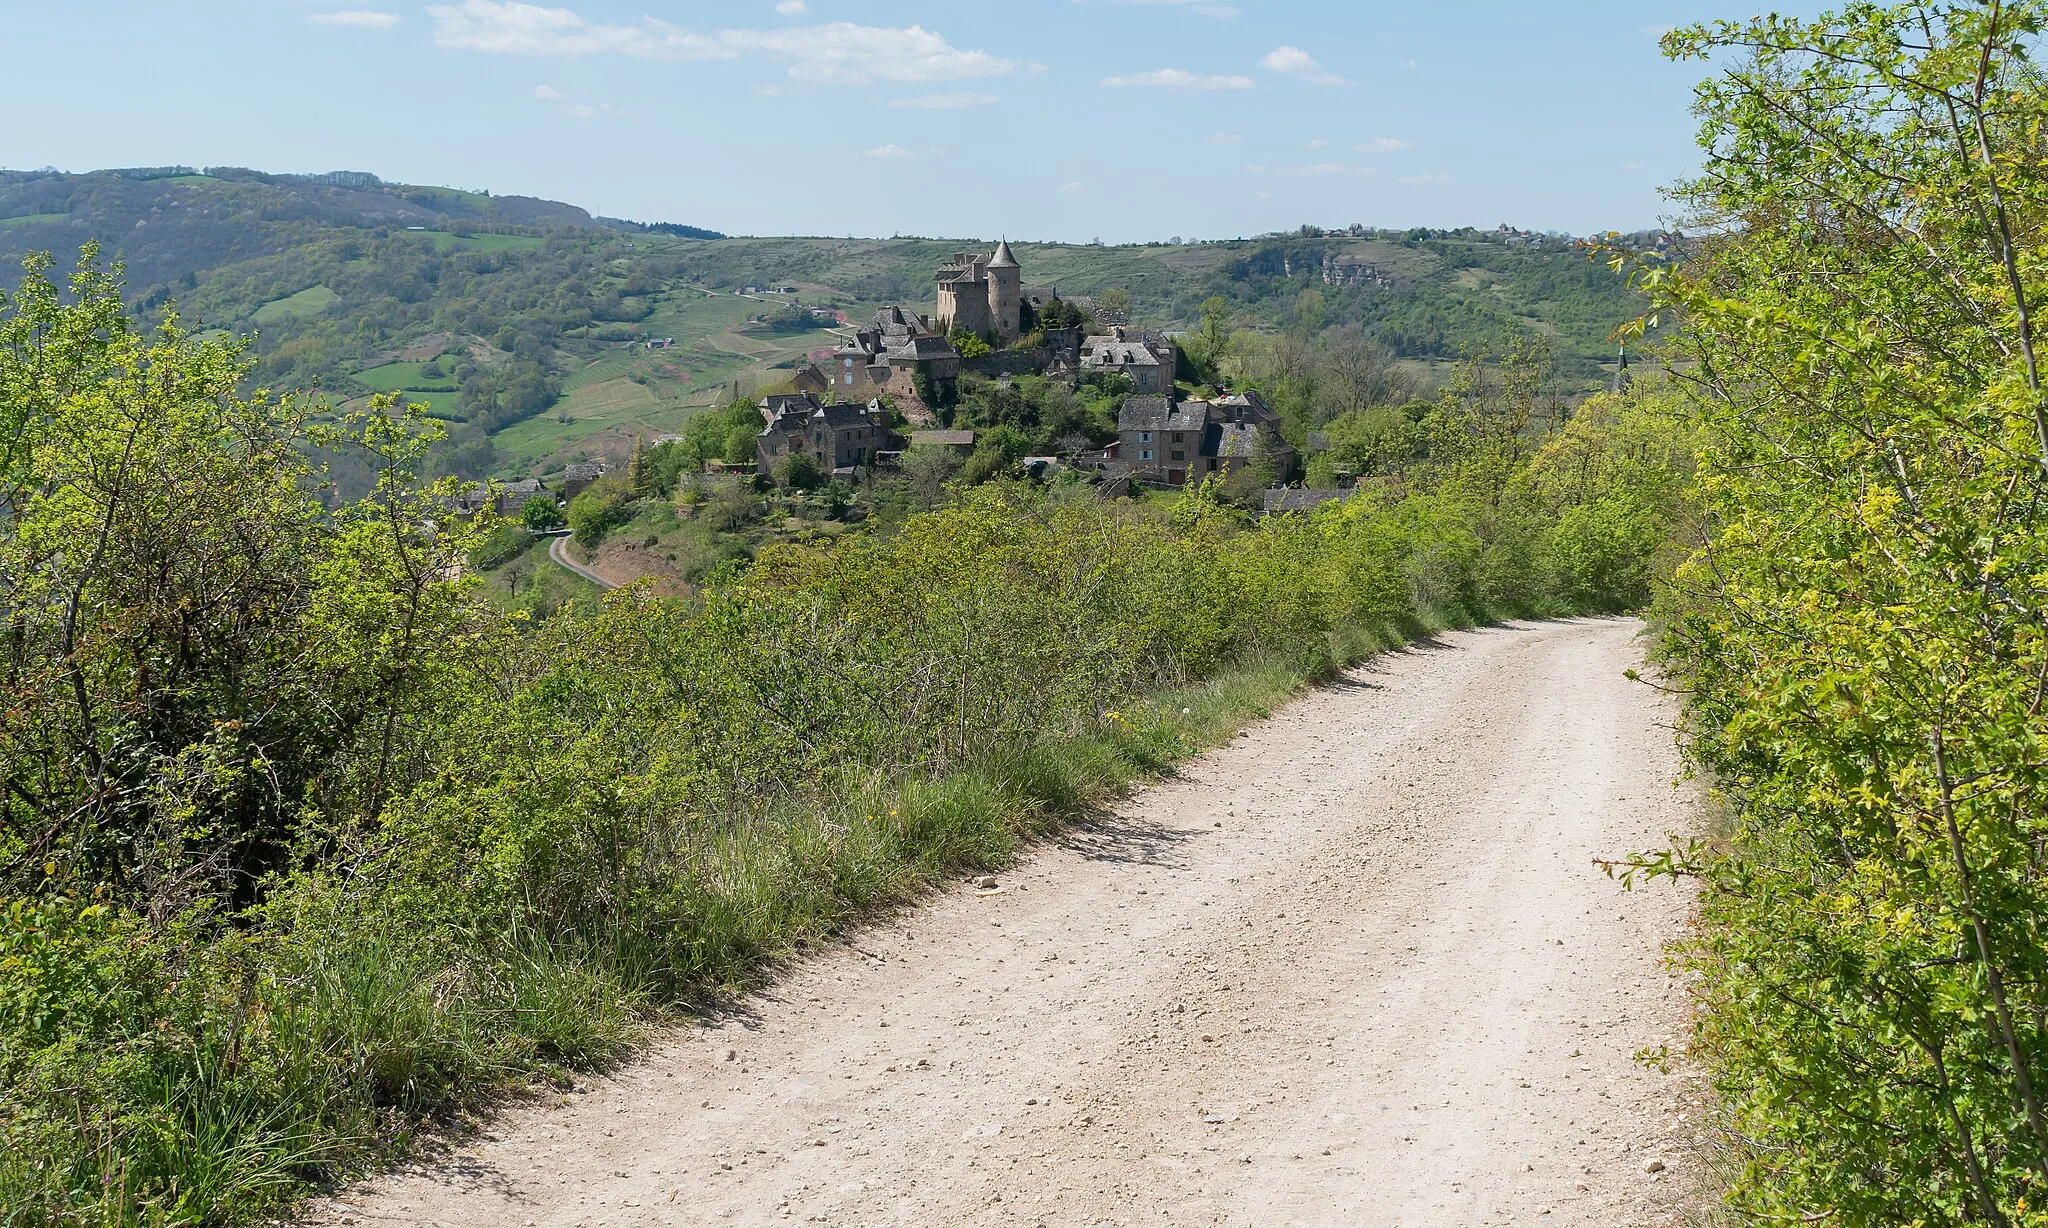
[7,610,1462,1228]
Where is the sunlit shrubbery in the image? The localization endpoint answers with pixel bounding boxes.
[0,248,1676,1225]
[1630,6,2048,1221]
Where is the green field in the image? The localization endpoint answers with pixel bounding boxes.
[253,284,339,325]
[354,359,460,393]
[0,213,69,228]
[420,231,547,253]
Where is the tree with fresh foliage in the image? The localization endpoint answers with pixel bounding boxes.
[522,494,564,532]
[1614,5,2048,1220]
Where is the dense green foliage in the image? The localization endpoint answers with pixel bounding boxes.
[0,246,1674,1226]
[1637,5,2048,1221]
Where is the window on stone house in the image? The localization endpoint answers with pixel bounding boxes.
[1140,431,1152,443]
[1140,449,1153,461]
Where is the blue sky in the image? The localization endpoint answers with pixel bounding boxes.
[5,1,1785,242]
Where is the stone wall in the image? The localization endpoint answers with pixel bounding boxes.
[961,348,1053,378]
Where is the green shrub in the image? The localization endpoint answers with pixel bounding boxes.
[0,247,1681,1226]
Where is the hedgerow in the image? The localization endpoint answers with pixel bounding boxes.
[0,247,1677,1226]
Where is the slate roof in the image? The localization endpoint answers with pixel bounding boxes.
[1118,395,1208,434]
[1084,343,1163,368]
[887,335,958,361]
[562,461,606,483]
[911,429,978,447]
[763,393,822,422]
[812,401,879,429]
[1211,421,1264,460]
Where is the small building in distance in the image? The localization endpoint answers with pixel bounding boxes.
[1116,390,1294,487]
[830,306,961,410]
[559,461,608,500]
[494,476,554,515]
[909,429,977,454]
[1080,326,1178,394]
[756,393,891,479]
[1116,395,1212,487]
[790,365,831,398]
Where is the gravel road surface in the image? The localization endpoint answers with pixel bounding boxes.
[317,618,1699,1228]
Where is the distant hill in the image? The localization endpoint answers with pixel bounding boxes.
[0,166,1646,487]
[0,166,680,292]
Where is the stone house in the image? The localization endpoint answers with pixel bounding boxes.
[494,476,554,515]
[1116,395,1213,487]
[1115,390,1295,487]
[560,461,607,500]
[756,394,890,479]
[1080,327,1178,395]
[829,306,961,408]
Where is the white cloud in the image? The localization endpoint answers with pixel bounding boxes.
[1358,136,1410,153]
[1261,45,1350,86]
[564,103,598,118]
[1060,181,1084,193]
[723,23,1018,82]
[308,9,401,28]
[889,91,998,109]
[864,143,916,159]
[533,83,562,98]
[1086,0,1237,14]
[777,0,809,12]
[429,4,1018,84]
[1307,138,1329,149]
[1399,172,1451,184]
[1241,164,1266,175]
[1101,68,1254,90]
[429,2,721,56]
[1207,131,1242,144]
[1398,59,1418,70]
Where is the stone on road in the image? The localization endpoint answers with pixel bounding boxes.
[314,618,1698,1227]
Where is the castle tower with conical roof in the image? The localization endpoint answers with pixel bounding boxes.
[988,240,1021,343]
[935,242,1024,345]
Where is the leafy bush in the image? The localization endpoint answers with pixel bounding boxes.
[0,248,1678,1226]
[1622,7,2048,1221]
[521,495,564,532]
[566,475,636,549]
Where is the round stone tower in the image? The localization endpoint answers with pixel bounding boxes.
[988,240,1022,343]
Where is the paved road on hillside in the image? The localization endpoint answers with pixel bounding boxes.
[548,535,615,590]
[314,619,1700,1228]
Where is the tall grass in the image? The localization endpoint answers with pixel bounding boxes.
[1,407,1682,1226]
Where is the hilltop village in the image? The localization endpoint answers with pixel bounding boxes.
[736,242,1296,499]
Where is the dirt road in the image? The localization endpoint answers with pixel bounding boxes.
[549,535,616,590]
[320,618,1700,1228]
